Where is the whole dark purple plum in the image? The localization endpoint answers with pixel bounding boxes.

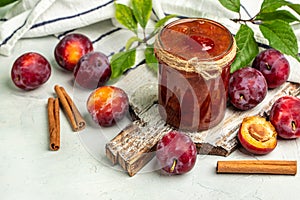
[229,67,267,110]
[252,49,290,89]
[54,33,93,71]
[74,52,111,89]
[270,96,300,139]
[11,52,51,90]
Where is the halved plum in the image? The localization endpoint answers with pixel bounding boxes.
[238,116,277,155]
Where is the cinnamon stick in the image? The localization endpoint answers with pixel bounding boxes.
[54,85,86,132]
[216,160,297,175]
[47,97,60,151]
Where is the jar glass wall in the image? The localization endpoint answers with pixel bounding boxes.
[154,18,236,131]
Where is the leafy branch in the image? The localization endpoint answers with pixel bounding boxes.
[111,0,177,79]
[219,0,300,72]
[112,0,300,78]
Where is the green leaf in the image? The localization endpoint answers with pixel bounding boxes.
[115,3,137,33]
[256,10,299,23]
[131,0,152,28]
[155,14,178,29]
[145,44,158,73]
[218,0,240,13]
[110,49,136,79]
[231,24,259,73]
[125,36,143,50]
[260,0,289,13]
[259,20,299,61]
[0,0,18,7]
[260,0,300,16]
[297,55,300,63]
[288,4,300,16]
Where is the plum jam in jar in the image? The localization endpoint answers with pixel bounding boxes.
[154,18,236,131]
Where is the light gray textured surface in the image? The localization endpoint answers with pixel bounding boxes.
[1,30,300,200]
[1,1,300,199]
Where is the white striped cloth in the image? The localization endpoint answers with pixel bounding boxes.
[0,0,259,56]
[0,0,299,82]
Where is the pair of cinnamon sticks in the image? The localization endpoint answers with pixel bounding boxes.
[47,85,86,151]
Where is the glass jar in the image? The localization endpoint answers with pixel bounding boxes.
[154,18,236,131]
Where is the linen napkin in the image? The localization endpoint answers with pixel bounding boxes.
[0,0,299,82]
[0,0,239,55]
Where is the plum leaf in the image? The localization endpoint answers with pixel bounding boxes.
[125,36,143,50]
[218,0,240,13]
[231,24,258,73]
[260,0,289,13]
[260,0,300,19]
[0,0,18,7]
[115,3,137,34]
[154,14,178,30]
[145,44,158,73]
[256,10,299,23]
[110,49,136,79]
[259,20,299,61]
[288,4,300,16]
[131,0,152,28]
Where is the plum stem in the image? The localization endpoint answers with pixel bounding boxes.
[240,4,252,19]
[231,18,260,24]
[170,159,177,173]
[134,30,155,49]
[230,4,260,25]
[240,94,244,100]
[292,121,296,131]
[265,62,271,70]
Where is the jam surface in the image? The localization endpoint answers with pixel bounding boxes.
[156,18,234,131]
[159,19,233,61]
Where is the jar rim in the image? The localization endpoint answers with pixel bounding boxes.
[157,18,234,61]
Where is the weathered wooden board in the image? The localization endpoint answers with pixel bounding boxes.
[106,65,300,176]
